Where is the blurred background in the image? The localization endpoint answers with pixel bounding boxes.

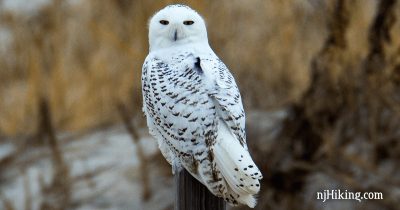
[0,0,399,209]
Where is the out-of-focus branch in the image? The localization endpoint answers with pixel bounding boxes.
[37,97,71,209]
[365,0,397,74]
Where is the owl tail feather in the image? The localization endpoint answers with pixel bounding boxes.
[213,119,263,208]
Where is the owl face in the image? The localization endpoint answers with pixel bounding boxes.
[149,5,208,51]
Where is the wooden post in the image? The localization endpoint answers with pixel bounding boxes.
[175,169,226,210]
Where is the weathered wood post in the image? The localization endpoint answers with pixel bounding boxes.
[175,169,226,210]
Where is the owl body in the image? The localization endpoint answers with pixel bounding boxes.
[142,45,217,169]
[142,5,262,208]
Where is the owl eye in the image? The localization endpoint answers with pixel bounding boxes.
[183,20,194,25]
[159,20,169,25]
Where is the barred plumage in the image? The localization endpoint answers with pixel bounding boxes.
[142,5,262,207]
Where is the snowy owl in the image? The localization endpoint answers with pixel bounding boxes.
[141,4,262,208]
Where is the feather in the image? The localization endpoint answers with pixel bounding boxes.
[143,5,263,207]
[214,118,262,208]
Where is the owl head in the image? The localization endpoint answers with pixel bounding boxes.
[148,5,208,51]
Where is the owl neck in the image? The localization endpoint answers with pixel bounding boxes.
[149,36,209,52]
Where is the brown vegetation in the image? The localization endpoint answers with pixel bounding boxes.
[0,0,399,210]
[245,0,400,210]
[0,0,328,136]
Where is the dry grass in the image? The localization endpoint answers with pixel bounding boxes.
[0,0,345,136]
[0,1,399,210]
[242,1,400,210]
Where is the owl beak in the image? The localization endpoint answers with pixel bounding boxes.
[174,29,178,41]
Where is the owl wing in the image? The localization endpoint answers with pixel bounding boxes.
[201,57,247,148]
[201,56,263,207]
